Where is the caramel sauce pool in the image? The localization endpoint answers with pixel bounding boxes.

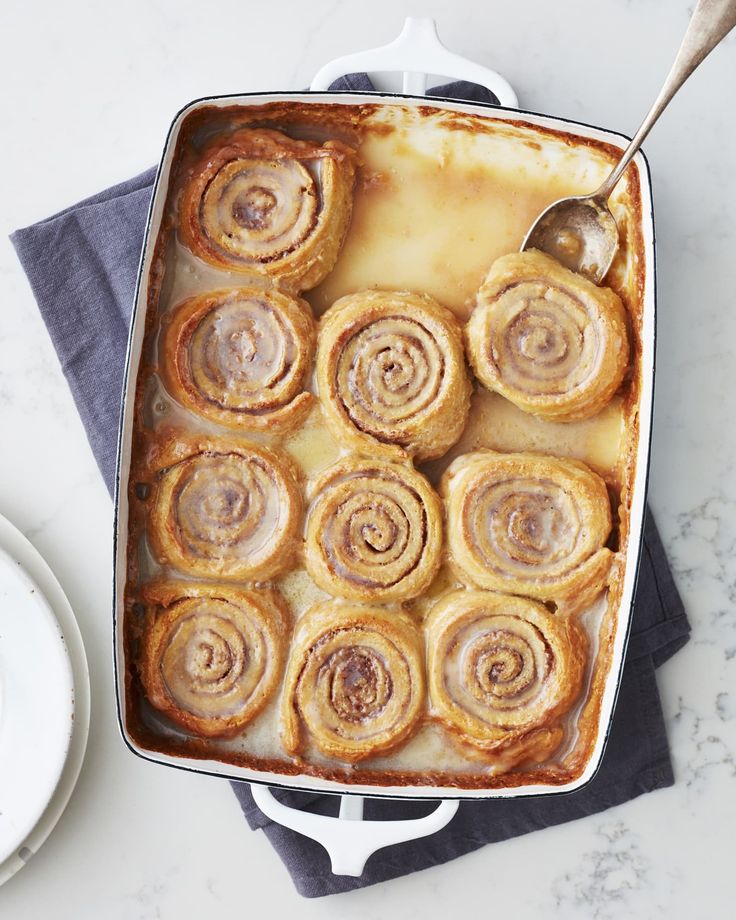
[311,130,585,320]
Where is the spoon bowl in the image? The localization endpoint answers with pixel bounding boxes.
[521,195,619,283]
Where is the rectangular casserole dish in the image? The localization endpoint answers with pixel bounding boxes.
[113,88,655,801]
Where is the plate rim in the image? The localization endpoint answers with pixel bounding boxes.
[0,512,90,887]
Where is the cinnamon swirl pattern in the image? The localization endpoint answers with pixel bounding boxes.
[148,438,302,581]
[316,290,471,461]
[466,250,629,421]
[179,128,356,290]
[281,605,424,762]
[139,581,288,738]
[427,590,586,760]
[161,287,314,431]
[442,450,613,612]
[305,459,442,602]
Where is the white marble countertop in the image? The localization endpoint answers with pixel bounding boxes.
[0,0,733,916]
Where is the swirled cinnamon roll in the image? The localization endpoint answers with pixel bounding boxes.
[148,437,302,581]
[139,580,288,738]
[305,458,442,602]
[161,287,314,431]
[466,250,629,420]
[178,128,356,290]
[427,590,586,760]
[281,604,424,762]
[442,450,612,612]
[315,290,471,461]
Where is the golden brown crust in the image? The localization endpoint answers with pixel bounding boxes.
[178,128,356,290]
[466,250,629,421]
[280,604,425,762]
[315,290,471,461]
[147,436,302,582]
[441,450,613,614]
[304,458,443,602]
[160,287,315,432]
[426,590,587,763]
[139,580,288,738]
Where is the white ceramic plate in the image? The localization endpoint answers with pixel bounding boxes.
[0,513,89,885]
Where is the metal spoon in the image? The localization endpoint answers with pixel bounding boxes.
[522,0,736,283]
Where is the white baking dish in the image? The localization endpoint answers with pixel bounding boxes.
[112,18,655,864]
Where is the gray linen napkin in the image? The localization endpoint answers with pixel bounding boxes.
[10,76,690,898]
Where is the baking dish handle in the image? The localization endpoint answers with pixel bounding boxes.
[250,784,459,876]
[310,16,518,107]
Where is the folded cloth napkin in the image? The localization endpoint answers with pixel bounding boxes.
[11,76,690,899]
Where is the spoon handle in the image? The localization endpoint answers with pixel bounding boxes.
[596,0,736,201]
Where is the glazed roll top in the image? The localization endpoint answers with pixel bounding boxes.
[178,128,356,290]
[466,250,629,421]
[442,450,613,613]
[281,604,425,762]
[161,287,314,431]
[316,290,471,461]
[147,438,302,581]
[139,581,288,738]
[427,590,586,760]
[305,458,443,602]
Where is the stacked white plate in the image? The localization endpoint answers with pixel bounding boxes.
[0,513,89,886]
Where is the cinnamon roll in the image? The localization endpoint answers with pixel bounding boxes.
[316,290,471,461]
[466,250,629,421]
[178,128,356,290]
[148,437,302,581]
[281,604,424,762]
[139,580,288,738]
[427,590,586,760]
[161,287,314,431]
[305,458,443,602]
[442,450,612,612]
